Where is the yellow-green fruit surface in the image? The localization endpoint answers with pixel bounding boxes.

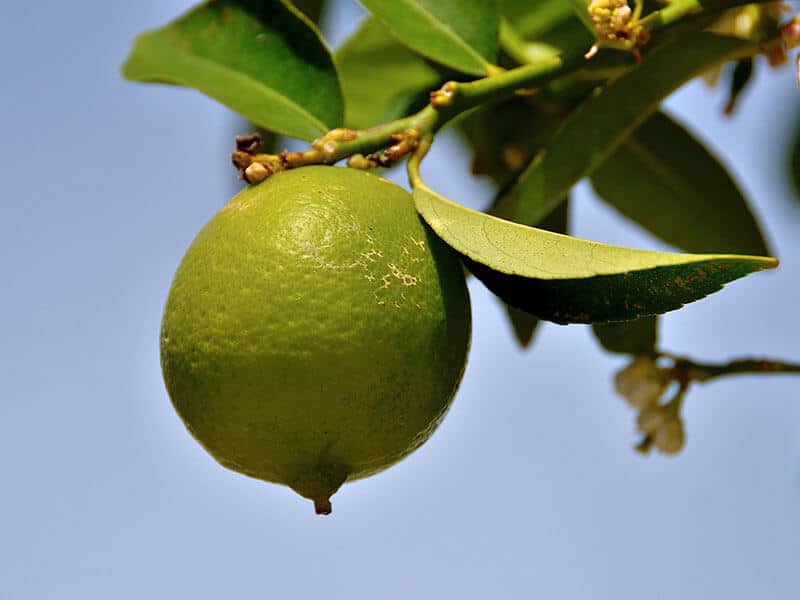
[160,166,471,513]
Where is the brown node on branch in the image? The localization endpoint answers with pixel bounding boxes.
[235,133,262,154]
[232,149,254,171]
[348,130,420,169]
[324,128,358,142]
[232,132,301,183]
[430,82,456,107]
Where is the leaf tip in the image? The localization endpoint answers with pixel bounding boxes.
[761,256,780,270]
[119,34,152,82]
[120,56,136,81]
[739,255,780,271]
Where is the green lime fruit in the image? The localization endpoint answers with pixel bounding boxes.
[160,166,471,514]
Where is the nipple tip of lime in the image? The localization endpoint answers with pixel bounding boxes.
[313,497,333,515]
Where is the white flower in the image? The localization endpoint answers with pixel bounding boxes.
[636,404,670,435]
[614,356,669,409]
[654,418,685,455]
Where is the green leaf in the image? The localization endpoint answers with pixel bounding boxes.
[459,98,569,346]
[592,317,658,355]
[413,182,777,324]
[501,199,570,347]
[497,3,590,68]
[591,111,770,255]
[291,0,327,23]
[789,113,800,203]
[504,305,541,347]
[567,0,593,31]
[358,0,499,75]
[493,31,755,226]
[459,97,565,189]
[335,17,443,130]
[122,0,343,141]
[498,0,575,39]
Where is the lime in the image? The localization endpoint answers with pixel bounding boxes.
[160,166,471,514]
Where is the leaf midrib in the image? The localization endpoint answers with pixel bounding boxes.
[622,135,697,201]
[391,0,491,71]
[415,183,775,280]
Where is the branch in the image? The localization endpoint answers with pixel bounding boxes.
[663,354,800,384]
[231,109,437,182]
[233,0,787,182]
[233,53,575,181]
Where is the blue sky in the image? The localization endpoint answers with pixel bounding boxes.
[1,2,799,598]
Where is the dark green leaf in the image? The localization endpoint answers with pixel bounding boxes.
[413,182,777,324]
[789,113,800,202]
[228,1,328,186]
[567,0,593,31]
[493,31,755,226]
[358,0,499,75]
[459,97,567,189]
[122,0,343,141]
[723,57,754,115]
[335,17,443,130]
[505,305,540,347]
[591,111,770,255]
[592,317,658,355]
[291,0,327,23]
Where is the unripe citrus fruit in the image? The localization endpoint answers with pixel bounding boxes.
[160,166,471,514]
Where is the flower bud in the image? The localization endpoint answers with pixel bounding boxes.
[244,162,269,184]
[589,0,633,41]
[654,418,685,455]
[636,404,670,435]
[614,356,669,409]
[780,17,800,49]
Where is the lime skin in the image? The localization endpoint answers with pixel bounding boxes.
[160,166,471,514]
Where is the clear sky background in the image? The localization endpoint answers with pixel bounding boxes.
[2,2,799,599]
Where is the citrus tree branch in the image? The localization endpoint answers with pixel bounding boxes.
[663,354,800,384]
[233,52,576,182]
[233,0,786,183]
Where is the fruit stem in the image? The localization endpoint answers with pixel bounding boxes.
[406,135,432,190]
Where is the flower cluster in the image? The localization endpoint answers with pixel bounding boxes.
[614,356,685,455]
[586,0,648,59]
[588,0,635,41]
